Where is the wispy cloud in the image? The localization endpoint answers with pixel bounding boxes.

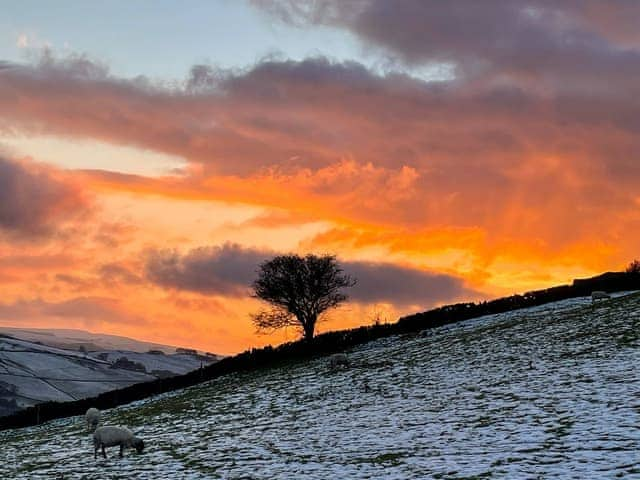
[0,297,147,328]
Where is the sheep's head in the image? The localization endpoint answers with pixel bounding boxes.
[133,437,144,453]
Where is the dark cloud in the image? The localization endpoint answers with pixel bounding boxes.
[0,156,86,237]
[145,244,479,307]
[145,244,272,296]
[255,1,640,92]
[344,261,479,307]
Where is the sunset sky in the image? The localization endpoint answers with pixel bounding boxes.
[1,1,639,354]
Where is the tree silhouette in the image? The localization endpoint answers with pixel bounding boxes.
[251,254,356,340]
[627,259,640,274]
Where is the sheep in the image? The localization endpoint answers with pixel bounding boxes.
[85,407,101,432]
[93,426,144,459]
[591,291,611,303]
[328,353,350,369]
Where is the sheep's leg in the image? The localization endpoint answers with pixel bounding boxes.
[94,444,98,460]
[102,445,107,459]
[119,444,124,458]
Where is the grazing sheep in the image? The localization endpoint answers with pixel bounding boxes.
[93,426,144,459]
[85,407,101,432]
[329,353,350,369]
[591,291,611,303]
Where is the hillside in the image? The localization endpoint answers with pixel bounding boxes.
[0,336,217,417]
[0,292,638,478]
[0,327,190,354]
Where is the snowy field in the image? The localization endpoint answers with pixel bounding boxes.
[1,292,639,479]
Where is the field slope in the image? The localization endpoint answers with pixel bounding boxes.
[1,292,638,479]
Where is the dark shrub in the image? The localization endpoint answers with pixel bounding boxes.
[110,357,147,373]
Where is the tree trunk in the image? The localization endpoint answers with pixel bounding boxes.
[302,316,316,341]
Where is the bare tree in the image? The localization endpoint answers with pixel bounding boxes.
[251,254,356,340]
[627,259,640,274]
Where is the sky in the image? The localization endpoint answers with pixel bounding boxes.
[1,1,639,354]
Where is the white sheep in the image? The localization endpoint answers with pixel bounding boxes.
[591,291,611,303]
[93,426,144,459]
[85,407,101,432]
[328,353,350,369]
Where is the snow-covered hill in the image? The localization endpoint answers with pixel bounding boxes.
[0,327,188,353]
[0,336,217,416]
[1,292,638,479]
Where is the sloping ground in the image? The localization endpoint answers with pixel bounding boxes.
[1,293,638,479]
[0,337,216,416]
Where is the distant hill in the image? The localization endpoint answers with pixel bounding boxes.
[0,333,218,417]
[0,327,187,354]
